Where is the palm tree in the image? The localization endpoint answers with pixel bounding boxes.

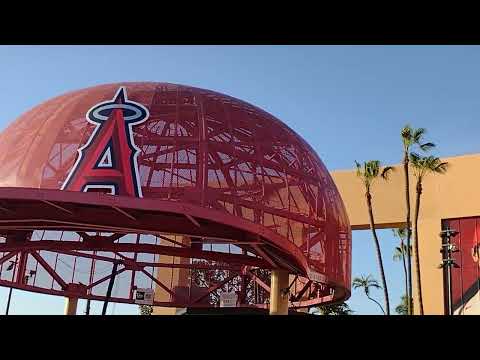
[410,153,448,315]
[355,160,394,315]
[395,294,409,315]
[401,125,435,314]
[352,275,385,315]
[392,228,410,307]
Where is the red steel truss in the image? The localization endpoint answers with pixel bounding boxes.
[0,82,351,310]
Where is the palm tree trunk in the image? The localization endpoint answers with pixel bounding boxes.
[413,179,424,315]
[403,152,413,315]
[367,294,386,315]
[366,191,390,315]
[400,238,409,307]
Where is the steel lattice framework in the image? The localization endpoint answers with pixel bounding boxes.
[0,82,351,310]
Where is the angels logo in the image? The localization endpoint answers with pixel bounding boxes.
[61,87,149,197]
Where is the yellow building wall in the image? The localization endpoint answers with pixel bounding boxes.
[330,153,480,314]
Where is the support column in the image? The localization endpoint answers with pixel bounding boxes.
[64,297,78,315]
[153,235,191,315]
[269,269,289,315]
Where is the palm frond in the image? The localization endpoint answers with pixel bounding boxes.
[365,160,378,179]
[369,160,381,170]
[354,160,363,178]
[381,166,394,180]
[419,142,435,152]
[433,161,449,174]
[412,127,427,143]
[411,155,448,179]
[393,246,403,261]
[355,160,393,188]
[392,227,408,240]
[352,274,381,291]
[352,277,366,289]
[393,243,411,260]
[409,152,422,164]
[395,295,410,315]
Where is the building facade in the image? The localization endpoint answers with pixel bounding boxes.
[331,154,480,315]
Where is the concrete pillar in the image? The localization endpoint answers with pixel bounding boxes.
[153,236,191,315]
[64,297,78,315]
[269,269,289,315]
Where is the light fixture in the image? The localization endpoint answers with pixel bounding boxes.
[6,260,16,271]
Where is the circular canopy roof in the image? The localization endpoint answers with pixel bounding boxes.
[0,82,351,309]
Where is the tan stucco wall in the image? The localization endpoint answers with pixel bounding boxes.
[330,153,480,315]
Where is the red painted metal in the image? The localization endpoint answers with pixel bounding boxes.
[443,217,480,314]
[0,82,351,311]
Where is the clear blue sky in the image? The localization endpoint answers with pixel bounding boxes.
[1,45,479,315]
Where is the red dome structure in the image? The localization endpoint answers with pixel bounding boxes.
[0,82,351,313]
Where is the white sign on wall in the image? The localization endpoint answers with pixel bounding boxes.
[135,288,154,305]
[219,291,238,308]
[307,269,327,284]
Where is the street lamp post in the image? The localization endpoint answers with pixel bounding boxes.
[102,261,119,315]
[5,287,13,315]
[4,259,17,315]
[85,299,91,315]
[4,263,36,315]
[439,227,459,315]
